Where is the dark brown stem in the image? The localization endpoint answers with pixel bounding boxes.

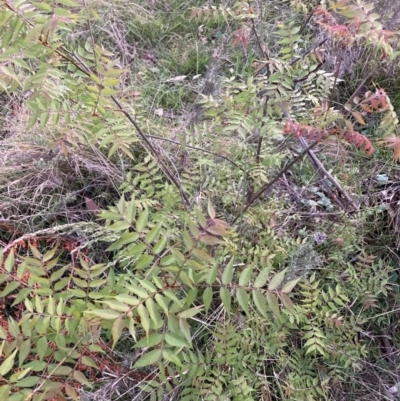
[289,37,328,66]
[280,107,357,212]
[111,96,190,207]
[43,43,191,207]
[299,0,322,35]
[232,140,318,224]
[345,68,376,106]
[255,135,263,164]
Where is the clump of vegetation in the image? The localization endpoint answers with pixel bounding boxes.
[1,1,400,401]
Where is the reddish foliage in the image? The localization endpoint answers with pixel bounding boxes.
[362,89,389,111]
[314,4,395,49]
[378,136,400,161]
[283,120,374,155]
[314,6,337,26]
[232,27,249,46]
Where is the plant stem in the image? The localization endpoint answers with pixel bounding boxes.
[232,141,318,224]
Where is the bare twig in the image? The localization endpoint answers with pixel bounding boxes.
[345,68,376,106]
[299,0,322,35]
[51,45,191,207]
[280,107,357,212]
[298,136,357,211]
[29,338,84,398]
[232,140,318,224]
[111,96,190,207]
[289,37,328,66]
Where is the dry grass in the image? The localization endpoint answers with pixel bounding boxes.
[0,104,122,239]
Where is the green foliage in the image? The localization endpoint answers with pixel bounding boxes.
[1,0,400,400]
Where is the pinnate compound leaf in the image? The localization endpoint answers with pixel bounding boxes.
[138,304,150,335]
[253,289,267,318]
[195,207,207,228]
[137,279,156,294]
[352,110,366,125]
[18,339,31,367]
[103,300,130,313]
[254,265,272,288]
[134,349,162,368]
[136,208,149,232]
[0,326,6,339]
[221,257,234,285]
[0,350,17,376]
[305,343,325,355]
[115,294,140,306]
[220,287,231,313]
[192,248,214,263]
[188,219,200,239]
[155,294,169,315]
[281,293,297,315]
[0,281,19,297]
[281,278,301,293]
[163,349,183,367]
[126,284,148,298]
[112,317,124,348]
[183,230,193,251]
[266,292,281,319]
[15,376,40,387]
[146,223,161,244]
[87,309,121,320]
[134,333,163,348]
[52,365,73,376]
[179,306,203,319]
[203,286,213,313]
[110,221,131,231]
[239,266,253,286]
[179,318,192,345]
[81,356,99,369]
[125,198,136,224]
[128,317,136,341]
[65,383,79,400]
[213,219,232,229]
[236,288,249,315]
[101,88,118,96]
[378,135,400,161]
[73,370,92,387]
[146,298,161,325]
[199,235,224,246]
[206,262,218,285]
[268,269,287,291]
[135,255,154,271]
[165,332,190,348]
[0,386,10,400]
[153,236,167,254]
[9,367,31,382]
[206,226,231,236]
[5,250,14,273]
[37,336,48,360]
